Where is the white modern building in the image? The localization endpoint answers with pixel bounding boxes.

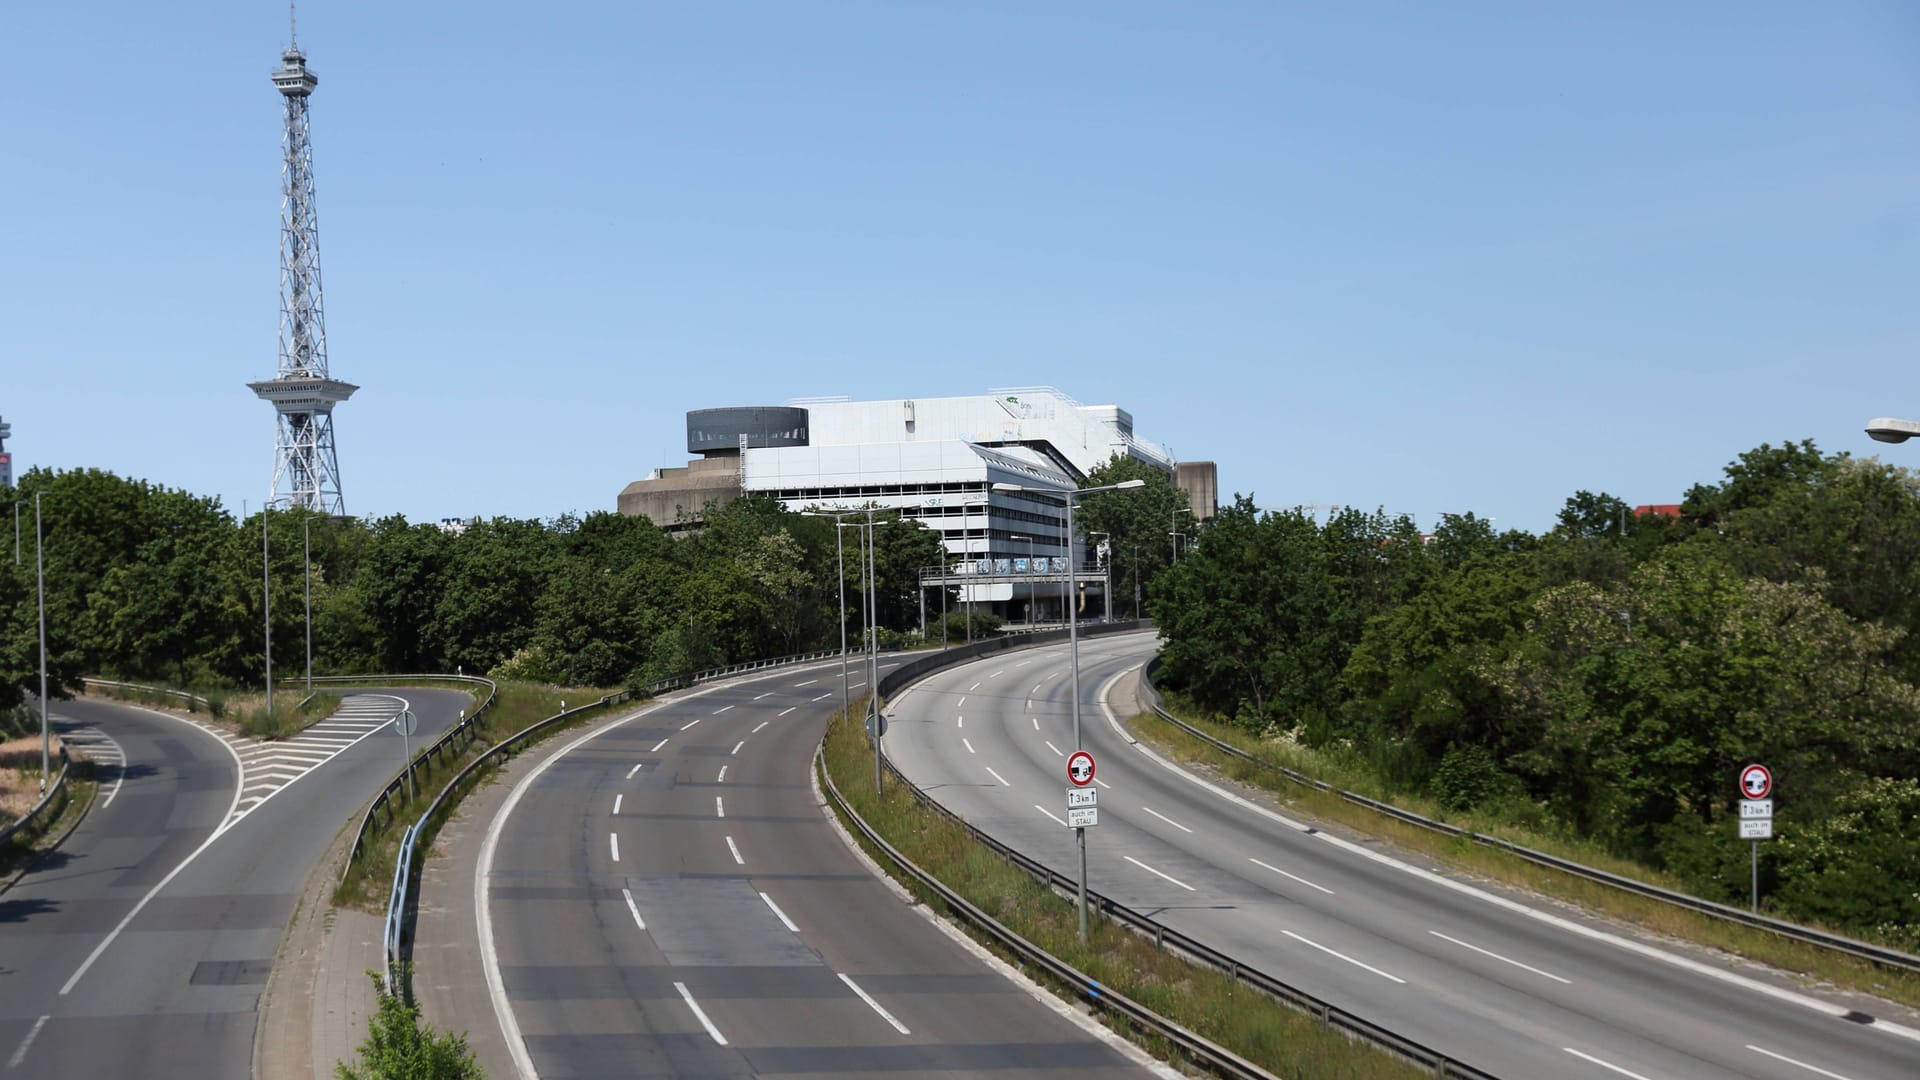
[618,387,1212,622]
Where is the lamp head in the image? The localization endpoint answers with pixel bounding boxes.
[1867,417,1920,444]
[1116,479,1146,490]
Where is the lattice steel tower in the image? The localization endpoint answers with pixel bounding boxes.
[248,8,355,515]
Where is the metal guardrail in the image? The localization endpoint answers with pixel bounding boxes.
[81,677,214,711]
[817,741,1277,1080]
[0,747,71,848]
[862,633,1497,1079]
[1137,658,1920,977]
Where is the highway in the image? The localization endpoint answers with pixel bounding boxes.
[883,631,1920,1080]
[472,656,1168,1078]
[0,689,467,1077]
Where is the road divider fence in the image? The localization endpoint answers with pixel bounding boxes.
[0,746,72,849]
[1138,658,1920,976]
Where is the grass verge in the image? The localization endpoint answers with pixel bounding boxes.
[821,702,1428,1080]
[1,764,97,884]
[331,680,619,911]
[1130,703,1920,1013]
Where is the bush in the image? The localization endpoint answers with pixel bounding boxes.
[1430,742,1505,812]
[935,611,1002,640]
[335,971,482,1079]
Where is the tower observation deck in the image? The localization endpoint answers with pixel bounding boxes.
[249,19,355,515]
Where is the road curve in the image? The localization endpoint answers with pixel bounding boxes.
[475,657,1168,1078]
[882,632,1920,1080]
[0,689,467,1078]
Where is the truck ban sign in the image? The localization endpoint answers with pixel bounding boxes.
[1739,763,1772,801]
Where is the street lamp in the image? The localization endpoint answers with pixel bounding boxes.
[303,512,313,697]
[994,477,1143,941]
[802,509,859,732]
[1171,506,1192,562]
[816,509,893,796]
[33,492,49,791]
[1009,534,1035,624]
[1866,417,1920,444]
[12,499,23,565]
[963,496,988,643]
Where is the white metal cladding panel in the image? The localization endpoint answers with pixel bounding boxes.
[802,391,1156,475]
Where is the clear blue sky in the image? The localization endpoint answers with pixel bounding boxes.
[3,2,1916,532]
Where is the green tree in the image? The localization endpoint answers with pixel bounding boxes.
[1071,455,1189,616]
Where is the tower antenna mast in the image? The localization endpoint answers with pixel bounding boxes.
[248,5,356,515]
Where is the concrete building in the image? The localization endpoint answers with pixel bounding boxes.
[618,387,1200,622]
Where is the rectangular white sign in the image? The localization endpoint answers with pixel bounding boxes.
[1739,819,1773,840]
[1066,787,1097,809]
[1067,806,1098,828]
[1739,799,1772,819]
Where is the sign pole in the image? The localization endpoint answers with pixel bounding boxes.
[1077,826,1088,942]
[1751,841,1758,914]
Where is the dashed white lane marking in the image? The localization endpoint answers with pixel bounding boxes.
[1124,855,1195,891]
[1094,778,1111,790]
[1015,660,1031,667]
[986,767,1011,787]
[795,679,819,687]
[717,766,727,783]
[609,833,620,862]
[754,692,774,700]
[752,721,769,733]
[622,887,646,930]
[778,707,796,717]
[1141,807,1192,833]
[812,693,833,702]
[962,738,976,755]
[1031,716,1039,731]
[716,797,725,818]
[849,681,866,688]
[714,705,734,715]
[969,682,981,691]
[731,741,745,756]
[726,836,745,865]
[1746,1044,1855,1080]
[675,982,729,1045]
[956,696,967,707]
[613,794,623,815]
[957,715,964,729]
[7,1015,49,1069]
[625,763,643,779]
[1563,1047,1653,1079]
[1250,857,1334,895]
[1043,740,1064,757]
[681,718,703,731]
[650,739,669,752]
[1429,930,1568,983]
[1035,804,1069,827]
[761,891,800,932]
[989,670,1003,679]
[839,972,911,1034]
[1284,930,1404,983]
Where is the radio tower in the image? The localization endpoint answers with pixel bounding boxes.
[248,3,355,515]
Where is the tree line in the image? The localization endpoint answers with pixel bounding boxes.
[1149,441,1920,945]
[0,468,944,721]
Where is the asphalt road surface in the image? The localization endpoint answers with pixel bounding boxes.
[0,688,467,1077]
[882,631,1920,1080]
[477,656,1165,1079]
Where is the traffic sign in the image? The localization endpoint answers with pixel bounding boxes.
[1738,799,1772,820]
[1067,750,1096,787]
[1739,763,1772,800]
[394,710,418,736]
[1740,819,1773,840]
[1066,787,1097,809]
[1067,806,1098,828]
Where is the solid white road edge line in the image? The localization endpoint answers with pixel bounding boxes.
[1283,930,1406,984]
[1249,857,1334,895]
[1429,930,1570,984]
[1092,665,1920,1045]
[1124,855,1196,891]
[478,689,714,1080]
[675,981,729,1045]
[58,695,252,995]
[839,972,912,1034]
[1562,1047,1654,1080]
[622,887,646,931]
[761,891,800,932]
[1745,1043,1856,1080]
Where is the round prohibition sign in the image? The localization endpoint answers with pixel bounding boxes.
[1739,763,1772,801]
[1067,750,1096,787]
